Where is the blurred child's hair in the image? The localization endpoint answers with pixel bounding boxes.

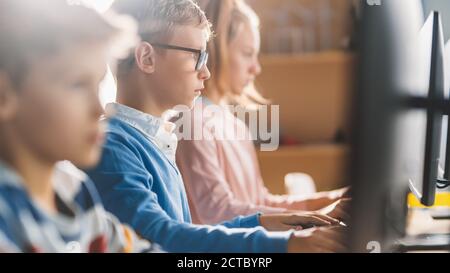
[0,0,137,87]
[197,0,268,107]
[111,0,212,76]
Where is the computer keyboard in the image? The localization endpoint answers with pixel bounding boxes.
[395,233,450,252]
[429,208,450,220]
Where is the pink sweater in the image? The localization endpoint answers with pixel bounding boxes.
[176,98,307,225]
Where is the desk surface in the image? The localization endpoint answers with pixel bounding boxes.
[407,209,450,236]
[404,209,450,252]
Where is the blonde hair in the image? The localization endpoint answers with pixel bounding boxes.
[197,0,268,107]
[0,0,135,87]
[112,0,212,75]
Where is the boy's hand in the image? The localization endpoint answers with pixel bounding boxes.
[287,226,348,253]
[259,212,341,232]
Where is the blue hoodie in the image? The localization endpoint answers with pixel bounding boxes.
[85,103,291,253]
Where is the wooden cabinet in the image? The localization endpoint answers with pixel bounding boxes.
[256,51,356,143]
[257,144,350,194]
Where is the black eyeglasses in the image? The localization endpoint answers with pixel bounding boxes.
[152,43,208,71]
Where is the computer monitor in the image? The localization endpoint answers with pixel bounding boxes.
[349,0,446,252]
[408,11,446,207]
[439,40,450,190]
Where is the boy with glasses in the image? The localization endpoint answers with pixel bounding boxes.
[86,0,347,253]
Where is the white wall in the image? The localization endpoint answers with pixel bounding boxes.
[423,0,450,42]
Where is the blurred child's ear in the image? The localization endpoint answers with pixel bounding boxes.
[134,42,156,74]
[0,72,19,121]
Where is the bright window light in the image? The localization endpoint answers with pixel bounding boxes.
[91,0,117,107]
[99,66,117,109]
[82,0,115,13]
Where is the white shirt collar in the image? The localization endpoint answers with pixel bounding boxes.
[105,103,178,163]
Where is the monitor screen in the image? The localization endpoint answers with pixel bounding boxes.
[407,11,445,206]
[350,0,429,252]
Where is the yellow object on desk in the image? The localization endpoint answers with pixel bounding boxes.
[408,192,450,208]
